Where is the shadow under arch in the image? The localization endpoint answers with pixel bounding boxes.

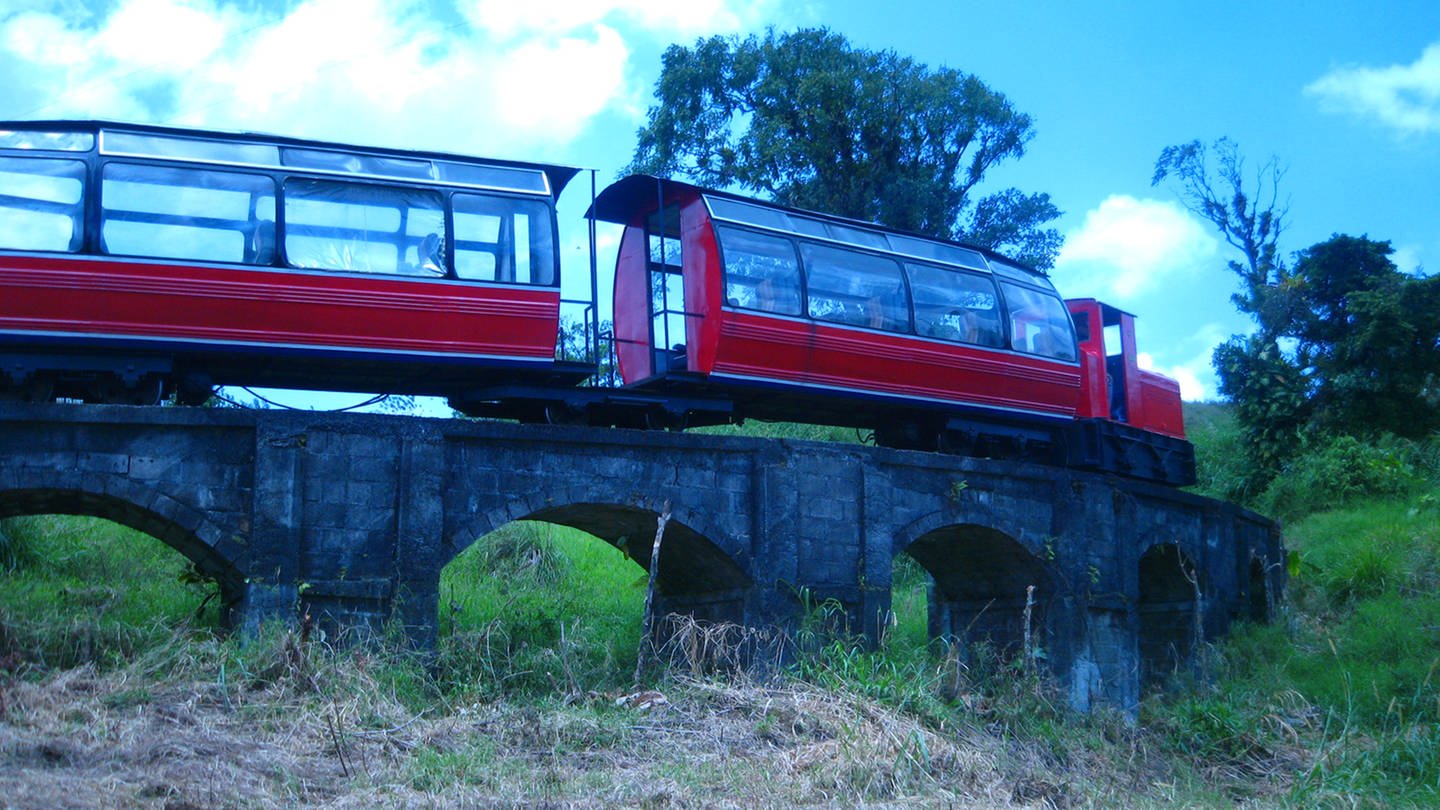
[900,522,1055,657]
[0,486,245,624]
[1137,542,1203,685]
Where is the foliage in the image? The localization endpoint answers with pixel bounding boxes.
[1256,434,1428,521]
[1153,137,1288,325]
[1157,137,1440,485]
[629,27,1062,268]
[1181,401,1253,501]
[1277,235,1440,439]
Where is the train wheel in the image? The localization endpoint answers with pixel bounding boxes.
[544,403,586,426]
[123,375,165,406]
[644,408,688,432]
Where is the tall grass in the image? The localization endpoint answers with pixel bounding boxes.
[434,520,646,697]
[0,515,221,670]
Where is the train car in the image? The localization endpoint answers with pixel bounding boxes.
[590,175,1195,485]
[0,121,590,404]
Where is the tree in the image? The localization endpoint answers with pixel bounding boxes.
[1152,138,1290,335]
[1156,140,1440,492]
[1276,235,1440,438]
[629,28,1062,268]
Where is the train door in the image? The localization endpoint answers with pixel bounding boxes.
[1097,304,1146,426]
[646,205,687,376]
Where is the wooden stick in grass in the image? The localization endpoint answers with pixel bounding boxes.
[635,500,671,685]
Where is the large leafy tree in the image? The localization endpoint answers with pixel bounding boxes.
[628,28,1062,268]
[1155,139,1440,489]
[1276,235,1440,438]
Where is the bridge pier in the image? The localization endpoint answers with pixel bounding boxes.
[0,402,1283,712]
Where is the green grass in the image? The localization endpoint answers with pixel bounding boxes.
[0,514,221,670]
[435,520,647,697]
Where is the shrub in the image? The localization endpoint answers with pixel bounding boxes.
[1258,434,1424,520]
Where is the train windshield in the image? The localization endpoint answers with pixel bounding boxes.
[0,122,564,286]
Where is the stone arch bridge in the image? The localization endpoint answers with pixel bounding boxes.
[0,403,1282,711]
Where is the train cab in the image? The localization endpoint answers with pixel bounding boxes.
[591,175,1085,444]
[1067,299,1185,439]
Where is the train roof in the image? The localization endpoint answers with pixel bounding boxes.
[589,174,1052,284]
[0,119,583,199]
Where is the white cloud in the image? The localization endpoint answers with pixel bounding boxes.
[1052,195,1218,301]
[1305,42,1440,136]
[1391,244,1425,275]
[91,0,232,70]
[0,0,774,157]
[464,0,758,41]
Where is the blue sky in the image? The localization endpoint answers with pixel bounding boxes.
[2,0,1437,401]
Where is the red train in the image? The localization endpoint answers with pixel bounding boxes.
[0,121,1194,485]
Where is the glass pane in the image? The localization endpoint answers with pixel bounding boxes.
[1001,282,1077,361]
[0,157,86,251]
[283,147,434,180]
[705,196,793,231]
[452,193,555,284]
[990,257,1055,289]
[906,262,1004,347]
[716,226,802,316]
[437,161,549,193]
[887,233,989,270]
[802,242,908,331]
[0,130,94,151]
[284,178,444,275]
[823,222,889,250]
[103,131,279,166]
[101,163,275,264]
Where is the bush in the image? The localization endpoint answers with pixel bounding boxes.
[1258,434,1425,520]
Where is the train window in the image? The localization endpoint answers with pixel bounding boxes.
[282,147,433,180]
[888,234,989,271]
[905,262,1004,346]
[452,194,555,284]
[1000,282,1077,362]
[648,206,682,267]
[0,157,86,252]
[101,163,275,264]
[1072,310,1093,343]
[103,130,279,167]
[284,178,443,275]
[801,243,909,331]
[706,196,793,232]
[990,256,1057,291]
[436,162,549,194]
[0,130,94,151]
[717,226,802,316]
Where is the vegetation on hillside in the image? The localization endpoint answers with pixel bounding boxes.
[3,412,1438,805]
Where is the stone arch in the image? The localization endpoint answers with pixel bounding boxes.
[1137,542,1203,685]
[0,483,246,626]
[898,519,1056,658]
[447,500,751,626]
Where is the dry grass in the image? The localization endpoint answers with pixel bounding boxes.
[0,621,1216,809]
